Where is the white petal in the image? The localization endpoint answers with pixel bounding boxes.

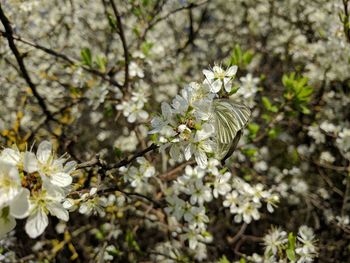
[42,179,65,199]
[161,102,172,118]
[37,141,52,163]
[0,148,20,165]
[195,151,208,168]
[63,199,75,209]
[210,79,222,93]
[50,173,73,187]
[138,110,149,120]
[79,203,91,215]
[23,152,38,173]
[25,207,48,238]
[170,144,182,162]
[224,79,232,93]
[47,202,69,222]
[226,65,238,76]
[127,113,136,123]
[63,161,76,174]
[203,69,214,80]
[184,145,192,161]
[0,213,16,238]
[201,140,214,153]
[213,66,223,73]
[10,188,30,219]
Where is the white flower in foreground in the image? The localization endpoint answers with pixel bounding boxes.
[184,124,215,168]
[129,62,144,78]
[164,195,186,221]
[78,188,107,217]
[295,225,317,262]
[186,206,209,230]
[203,65,238,93]
[237,73,259,101]
[116,101,149,123]
[180,225,211,250]
[25,182,69,238]
[212,172,231,198]
[0,161,30,238]
[184,179,212,205]
[0,161,23,208]
[223,191,239,213]
[263,226,288,256]
[136,157,155,178]
[0,148,38,173]
[30,141,76,187]
[236,200,261,224]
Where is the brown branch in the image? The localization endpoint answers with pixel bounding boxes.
[0,4,55,121]
[110,0,129,88]
[228,223,247,245]
[110,143,159,169]
[77,143,159,171]
[176,1,210,54]
[99,186,163,208]
[159,160,196,181]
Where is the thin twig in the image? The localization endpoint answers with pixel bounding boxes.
[77,143,159,170]
[110,0,129,88]
[110,143,159,169]
[141,0,209,40]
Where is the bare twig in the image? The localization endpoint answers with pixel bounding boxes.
[228,223,248,245]
[159,160,196,181]
[110,143,159,169]
[77,143,159,171]
[110,0,129,88]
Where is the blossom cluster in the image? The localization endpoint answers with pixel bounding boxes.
[116,83,149,123]
[119,156,156,192]
[163,159,279,259]
[251,225,318,263]
[0,141,76,238]
[150,65,248,168]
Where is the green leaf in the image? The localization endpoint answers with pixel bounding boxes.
[114,147,123,159]
[282,73,313,114]
[286,232,296,261]
[141,41,154,56]
[242,51,253,65]
[262,96,278,112]
[228,85,240,95]
[248,123,260,139]
[107,13,117,29]
[286,248,296,261]
[233,45,242,64]
[300,105,311,115]
[243,148,257,157]
[126,230,141,253]
[95,55,107,72]
[80,48,92,67]
[268,127,280,139]
[218,255,230,263]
